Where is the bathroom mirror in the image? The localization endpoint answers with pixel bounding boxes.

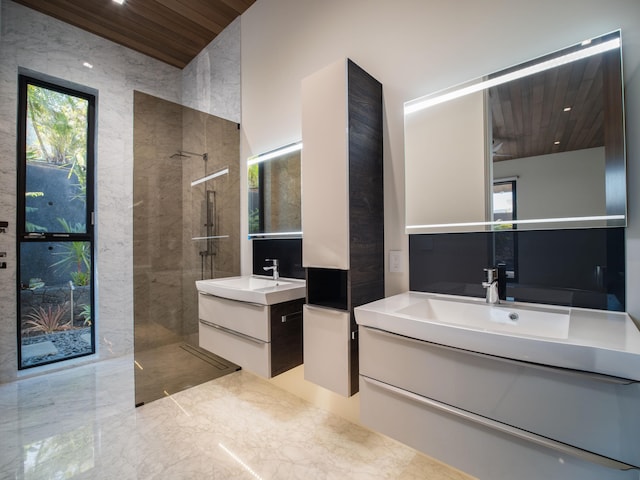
[404,30,626,234]
[248,142,302,238]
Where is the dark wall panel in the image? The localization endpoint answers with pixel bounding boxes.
[409,228,625,311]
[252,238,304,279]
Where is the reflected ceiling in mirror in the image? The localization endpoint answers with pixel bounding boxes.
[248,142,302,238]
[404,31,626,233]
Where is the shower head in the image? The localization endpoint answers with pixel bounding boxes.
[172,150,208,160]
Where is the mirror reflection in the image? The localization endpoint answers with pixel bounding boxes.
[404,30,626,233]
[248,142,302,237]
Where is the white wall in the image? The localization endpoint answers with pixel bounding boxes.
[240,0,640,423]
[0,0,182,382]
[240,0,640,306]
[493,147,606,226]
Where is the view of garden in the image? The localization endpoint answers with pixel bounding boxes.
[19,80,94,368]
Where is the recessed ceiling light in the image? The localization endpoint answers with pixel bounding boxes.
[563,106,571,112]
[83,62,93,69]
[554,141,561,145]
[113,0,125,4]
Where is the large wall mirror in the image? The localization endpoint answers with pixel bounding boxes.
[404,31,626,234]
[248,142,302,238]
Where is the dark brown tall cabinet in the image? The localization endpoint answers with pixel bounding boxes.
[301,58,384,397]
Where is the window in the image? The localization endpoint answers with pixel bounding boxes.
[17,75,95,369]
[493,180,517,281]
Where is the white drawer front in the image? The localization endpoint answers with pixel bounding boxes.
[198,293,269,341]
[360,326,640,466]
[199,319,270,378]
[303,305,351,396]
[360,376,637,480]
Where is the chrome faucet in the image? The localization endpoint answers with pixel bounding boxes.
[263,258,279,280]
[482,268,500,304]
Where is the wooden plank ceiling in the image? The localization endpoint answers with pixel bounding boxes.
[12,0,256,69]
[489,54,605,161]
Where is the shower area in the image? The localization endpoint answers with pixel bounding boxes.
[132,92,240,405]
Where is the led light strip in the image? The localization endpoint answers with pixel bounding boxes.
[406,215,625,231]
[247,142,302,166]
[248,231,303,239]
[191,235,230,241]
[190,167,229,187]
[404,37,620,115]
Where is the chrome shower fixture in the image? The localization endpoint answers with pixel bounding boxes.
[171,150,209,161]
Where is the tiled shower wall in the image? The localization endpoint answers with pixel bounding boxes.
[133,92,240,351]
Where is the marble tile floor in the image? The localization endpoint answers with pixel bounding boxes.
[134,342,240,406]
[0,356,474,479]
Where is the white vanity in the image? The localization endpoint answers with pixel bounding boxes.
[196,276,305,378]
[355,292,640,479]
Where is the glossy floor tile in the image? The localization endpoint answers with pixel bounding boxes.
[0,356,473,479]
[134,341,239,406]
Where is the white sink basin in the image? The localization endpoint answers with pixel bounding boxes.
[397,298,570,339]
[196,275,305,305]
[355,291,640,381]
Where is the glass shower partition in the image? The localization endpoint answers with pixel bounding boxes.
[133,92,240,406]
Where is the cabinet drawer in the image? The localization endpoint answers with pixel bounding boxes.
[198,293,269,341]
[360,326,640,466]
[360,376,636,480]
[303,305,352,396]
[199,319,270,378]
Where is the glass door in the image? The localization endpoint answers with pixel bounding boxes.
[17,75,95,369]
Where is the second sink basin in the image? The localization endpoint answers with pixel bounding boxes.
[196,275,306,305]
[397,297,570,339]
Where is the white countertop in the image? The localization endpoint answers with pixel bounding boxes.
[354,291,640,381]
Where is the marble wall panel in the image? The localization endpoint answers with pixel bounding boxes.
[182,18,241,123]
[0,0,181,382]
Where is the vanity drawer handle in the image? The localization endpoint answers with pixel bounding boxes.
[361,376,638,471]
[364,326,637,385]
[199,319,266,345]
[198,292,265,309]
[281,311,302,323]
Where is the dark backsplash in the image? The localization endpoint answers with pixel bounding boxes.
[252,238,304,279]
[409,228,625,311]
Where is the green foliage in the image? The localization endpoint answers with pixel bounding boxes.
[25,192,49,232]
[50,218,90,285]
[26,84,88,166]
[22,304,71,335]
[70,271,90,286]
[249,208,260,234]
[248,163,259,189]
[79,304,91,326]
[67,158,87,203]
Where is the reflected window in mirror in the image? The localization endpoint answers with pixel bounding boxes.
[248,142,302,238]
[493,180,518,281]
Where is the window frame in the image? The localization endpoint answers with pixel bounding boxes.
[16,74,96,369]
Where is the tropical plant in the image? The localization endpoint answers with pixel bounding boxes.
[248,163,259,189]
[67,158,87,203]
[71,271,90,286]
[26,84,88,166]
[249,208,260,234]
[25,192,48,232]
[22,304,71,335]
[50,218,90,285]
[79,304,91,326]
